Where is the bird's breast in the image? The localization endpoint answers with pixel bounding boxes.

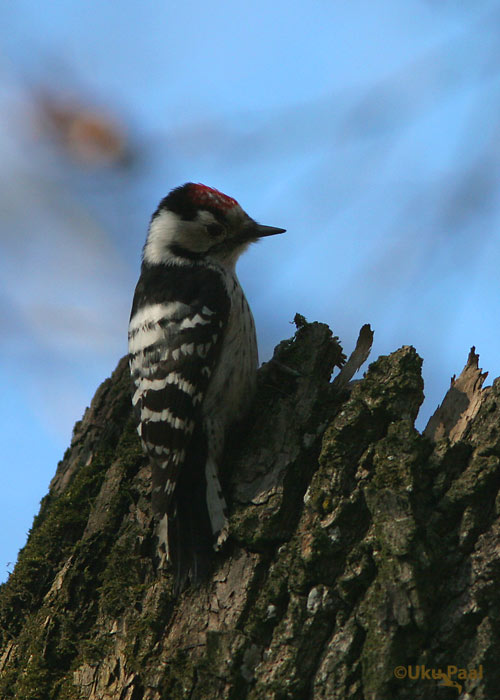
[203,274,257,426]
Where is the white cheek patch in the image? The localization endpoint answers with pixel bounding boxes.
[143,210,181,264]
[143,210,213,262]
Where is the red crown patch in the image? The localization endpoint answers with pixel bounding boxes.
[189,183,239,211]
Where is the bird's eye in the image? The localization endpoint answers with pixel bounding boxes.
[206,222,224,238]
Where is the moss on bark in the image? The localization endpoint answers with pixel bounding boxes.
[1,321,500,699]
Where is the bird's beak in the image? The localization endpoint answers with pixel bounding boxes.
[255,224,286,238]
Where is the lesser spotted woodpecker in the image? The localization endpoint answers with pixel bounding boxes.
[128,183,285,589]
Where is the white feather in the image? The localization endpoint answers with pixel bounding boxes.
[129,301,190,334]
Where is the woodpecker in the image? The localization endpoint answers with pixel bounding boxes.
[128,183,285,589]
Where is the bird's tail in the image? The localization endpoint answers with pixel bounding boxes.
[169,478,213,594]
[153,440,214,594]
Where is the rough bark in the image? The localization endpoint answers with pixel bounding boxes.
[1,318,499,699]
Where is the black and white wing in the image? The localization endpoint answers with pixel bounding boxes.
[128,263,230,525]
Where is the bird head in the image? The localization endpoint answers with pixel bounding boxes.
[143,183,285,267]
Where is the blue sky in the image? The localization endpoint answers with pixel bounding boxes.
[1,0,500,582]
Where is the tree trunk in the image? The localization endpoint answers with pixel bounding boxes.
[1,319,499,699]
